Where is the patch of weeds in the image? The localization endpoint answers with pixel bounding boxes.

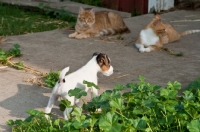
[38,3,76,28]
[0,44,24,69]
[117,34,124,40]
[13,61,24,70]
[45,70,60,88]
[0,44,60,88]
[0,3,76,36]
[131,7,142,16]
[162,47,183,57]
[7,76,200,131]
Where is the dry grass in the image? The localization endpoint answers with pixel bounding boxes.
[0,36,7,43]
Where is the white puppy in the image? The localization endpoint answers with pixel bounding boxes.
[45,52,113,120]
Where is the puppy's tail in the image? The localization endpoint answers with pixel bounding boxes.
[59,67,69,83]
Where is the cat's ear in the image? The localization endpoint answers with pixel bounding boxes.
[90,8,95,15]
[79,7,84,13]
[155,14,160,19]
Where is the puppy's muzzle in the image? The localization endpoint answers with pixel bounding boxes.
[102,65,113,76]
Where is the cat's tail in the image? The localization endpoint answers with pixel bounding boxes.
[96,27,130,37]
[180,30,200,36]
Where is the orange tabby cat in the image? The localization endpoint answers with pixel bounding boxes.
[69,7,130,39]
[135,14,200,52]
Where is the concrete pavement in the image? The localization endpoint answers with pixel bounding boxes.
[0,2,200,131]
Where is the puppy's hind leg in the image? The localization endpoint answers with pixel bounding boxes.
[63,95,75,120]
[91,87,98,98]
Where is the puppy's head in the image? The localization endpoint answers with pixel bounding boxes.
[93,52,113,76]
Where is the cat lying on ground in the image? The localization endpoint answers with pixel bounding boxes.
[135,14,200,52]
[69,7,130,39]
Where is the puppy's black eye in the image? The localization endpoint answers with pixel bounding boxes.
[63,79,65,83]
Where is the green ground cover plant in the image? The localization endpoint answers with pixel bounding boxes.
[0,44,61,88]
[7,76,200,132]
[0,44,24,69]
[45,70,61,88]
[0,3,76,36]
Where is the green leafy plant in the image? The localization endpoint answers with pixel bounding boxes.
[38,3,76,28]
[0,3,76,36]
[0,44,24,69]
[7,76,200,131]
[44,70,61,88]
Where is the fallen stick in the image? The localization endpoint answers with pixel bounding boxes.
[103,69,144,82]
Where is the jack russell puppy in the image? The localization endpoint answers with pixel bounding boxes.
[45,52,113,120]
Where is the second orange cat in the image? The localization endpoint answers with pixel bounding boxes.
[135,14,200,52]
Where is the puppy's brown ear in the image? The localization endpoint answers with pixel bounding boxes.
[96,53,110,66]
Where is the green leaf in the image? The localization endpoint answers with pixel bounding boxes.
[99,112,121,132]
[68,88,87,99]
[138,75,145,82]
[59,99,71,111]
[72,120,82,129]
[88,117,98,127]
[186,78,200,91]
[53,119,60,126]
[71,108,82,117]
[101,90,112,100]
[26,109,44,116]
[187,119,200,132]
[167,81,181,90]
[45,70,60,88]
[110,98,125,111]
[160,88,178,99]
[183,91,195,101]
[83,80,99,89]
[114,84,126,91]
[14,44,20,49]
[6,120,15,126]
[132,118,147,130]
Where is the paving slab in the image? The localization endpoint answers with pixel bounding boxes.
[0,10,200,132]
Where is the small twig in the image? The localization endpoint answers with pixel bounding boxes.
[103,69,144,82]
[25,77,46,86]
[161,48,183,57]
[0,66,8,69]
[7,60,43,75]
